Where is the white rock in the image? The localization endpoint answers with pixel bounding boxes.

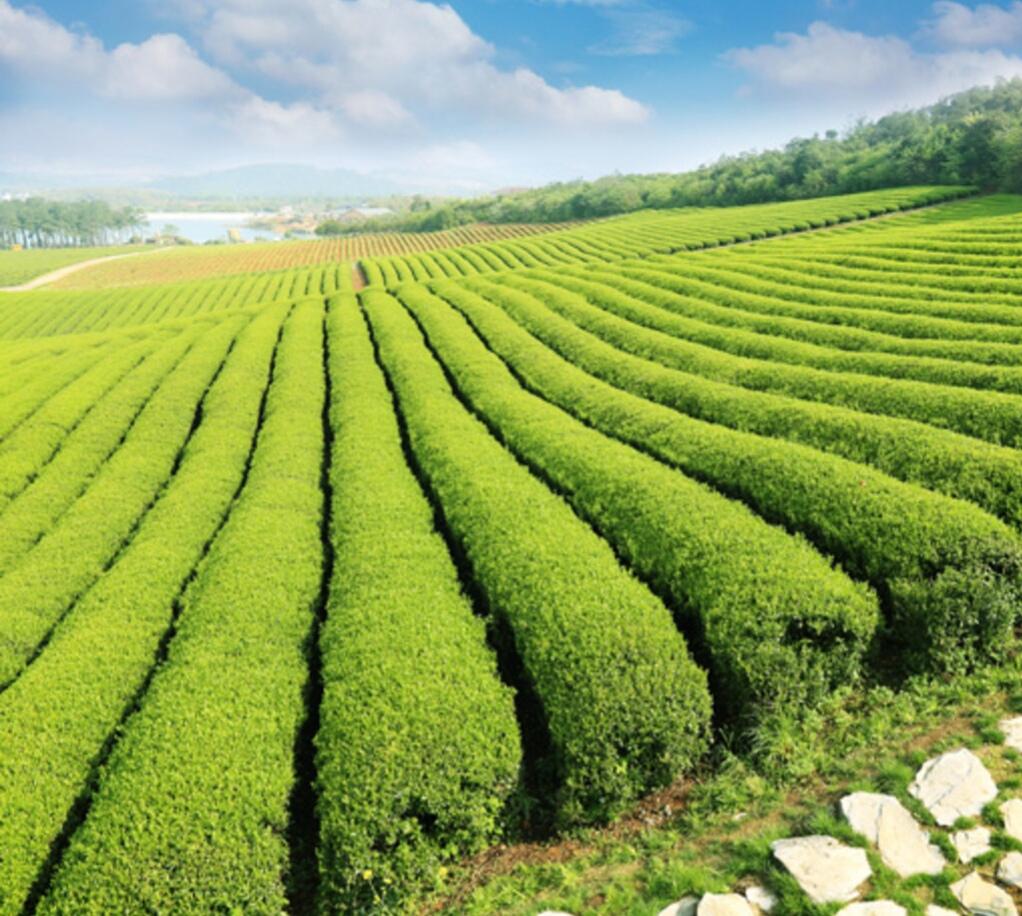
[1002,798,1022,842]
[951,827,992,864]
[999,850,1022,889]
[1001,716,1022,752]
[744,885,776,913]
[658,899,699,916]
[926,907,960,916]
[840,791,944,876]
[836,904,907,916]
[770,835,871,904]
[950,871,1018,916]
[697,893,755,916]
[908,749,998,826]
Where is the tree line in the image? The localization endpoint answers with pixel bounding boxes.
[324,79,1022,235]
[0,199,146,249]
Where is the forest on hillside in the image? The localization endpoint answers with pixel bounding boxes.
[323,80,1022,234]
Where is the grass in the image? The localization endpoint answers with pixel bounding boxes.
[428,658,1022,915]
[0,245,136,286]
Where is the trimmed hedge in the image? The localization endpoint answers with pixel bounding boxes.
[637,258,1022,344]
[360,187,969,288]
[316,295,519,912]
[0,322,215,576]
[0,336,155,513]
[362,288,712,826]
[492,272,1022,446]
[0,315,247,687]
[467,274,1022,530]
[0,336,118,440]
[395,284,879,719]
[38,300,323,913]
[567,266,1022,380]
[436,279,1022,673]
[0,304,289,915]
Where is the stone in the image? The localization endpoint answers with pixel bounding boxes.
[836,904,907,916]
[770,835,871,904]
[1002,799,1022,842]
[840,791,944,876]
[951,827,992,864]
[697,894,756,916]
[999,850,1022,889]
[950,871,1018,916]
[1001,716,1022,753]
[926,908,960,916]
[908,749,998,826]
[658,899,699,916]
[744,886,776,913]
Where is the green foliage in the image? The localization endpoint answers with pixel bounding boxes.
[399,283,879,718]
[315,295,520,913]
[0,263,345,339]
[434,278,1022,674]
[0,198,144,250]
[484,270,1022,530]
[348,82,1022,234]
[0,316,245,688]
[0,305,287,914]
[38,301,324,912]
[503,270,1022,447]
[362,288,712,826]
[363,186,967,287]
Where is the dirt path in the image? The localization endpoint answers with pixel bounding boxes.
[0,247,176,293]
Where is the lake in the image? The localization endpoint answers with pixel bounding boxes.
[144,212,287,244]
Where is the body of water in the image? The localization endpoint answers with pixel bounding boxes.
[144,212,288,244]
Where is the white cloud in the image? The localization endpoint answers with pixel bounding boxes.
[924,1,1022,48]
[0,2,233,101]
[724,20,1022,112]
[183,0,648,126]
[102,34,236,100]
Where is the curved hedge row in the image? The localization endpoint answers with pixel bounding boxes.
[0,322,213,577]
[433,280,1022,674]
[654,257,1022,335]
[396,284,880,718]
[361,187,971,289]
[720,252,1022,305]
[0,315,246,688]
[36,300,322,913]
[0,336,155,513]
[569,267,1022,379]
[0,337,117,440]
[496,272,1022,446]
[0,303,289,916]
[461,275,1022,532]
[362,288,712,826]
[316,295,519,912]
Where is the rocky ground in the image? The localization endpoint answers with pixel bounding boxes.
[537,717,1022,916]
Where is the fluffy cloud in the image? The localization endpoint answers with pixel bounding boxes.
[0,2,234,101]
[184,0,648,126]
[924,1,1022,48]
[724,20,1022,112]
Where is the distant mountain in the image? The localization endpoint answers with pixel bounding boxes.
[146,164,401,199]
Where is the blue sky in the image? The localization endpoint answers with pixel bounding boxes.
[3,1,1022,191]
